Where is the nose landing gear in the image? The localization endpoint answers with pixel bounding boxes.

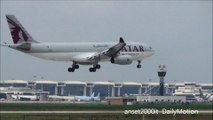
[137,60,141,68]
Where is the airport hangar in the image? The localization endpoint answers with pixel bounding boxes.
[0,80,212,102]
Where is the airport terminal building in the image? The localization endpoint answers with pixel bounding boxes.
[0,80,212,102]
[58,81,87,96]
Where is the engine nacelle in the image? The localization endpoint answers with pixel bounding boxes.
[110,55,133,65]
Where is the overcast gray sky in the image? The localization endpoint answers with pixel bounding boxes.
[1,1,212,83]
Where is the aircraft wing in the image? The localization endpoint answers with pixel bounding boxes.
[102,37,126,57]
[72,37,126,64]
[88,37,126,61]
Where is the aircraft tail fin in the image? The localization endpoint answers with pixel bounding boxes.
[96,93,100,97]
[6,15,38,44]
[91,92,95,97]
[199,89,203,97]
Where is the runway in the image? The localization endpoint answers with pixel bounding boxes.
[0,111,123,114]
[0,110,212,114]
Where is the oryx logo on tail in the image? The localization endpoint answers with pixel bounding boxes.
[6,15,38,44]
[6,15,28,44]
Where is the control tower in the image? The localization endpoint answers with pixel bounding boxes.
[158,65,167,96]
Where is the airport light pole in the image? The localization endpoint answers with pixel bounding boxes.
[158,65,167,96]
[149,79,152,95]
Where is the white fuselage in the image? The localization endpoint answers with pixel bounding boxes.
[75,96,100,101]
[5,15,154,71]
[11,42,154,65]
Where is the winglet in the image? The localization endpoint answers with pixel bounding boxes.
[120,37,125,43]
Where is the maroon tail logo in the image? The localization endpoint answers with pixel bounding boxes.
[6,16,28,44]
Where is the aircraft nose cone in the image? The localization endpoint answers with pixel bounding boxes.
[148,46,155,55]
[147,46,155,57]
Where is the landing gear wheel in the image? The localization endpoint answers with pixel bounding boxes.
[89,68,93,72]
[68,67,75,72]
[137,60,141,69]
[137,65,141,68]
[96,64,101,69]
[89,67,96,72]
[74,65,79,69]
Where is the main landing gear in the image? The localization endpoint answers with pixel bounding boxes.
[68,63,79,72]
[137,60,142,68]
[89,64,101,72]
[68,63,101,72]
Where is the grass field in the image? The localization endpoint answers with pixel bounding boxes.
[0,103,212,120]
[0,102,212,111]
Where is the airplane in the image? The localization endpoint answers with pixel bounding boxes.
[197,89,213,102]
[2,15,154,72]
[11,94,38,101]
[74,92,100,102]
[48,95,75,101]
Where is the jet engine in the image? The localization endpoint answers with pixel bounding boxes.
[110,55,133,65]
